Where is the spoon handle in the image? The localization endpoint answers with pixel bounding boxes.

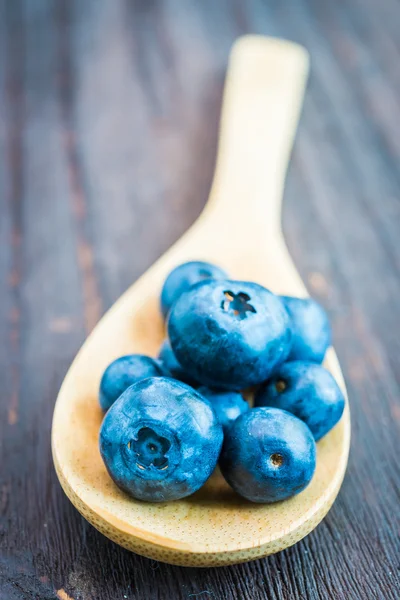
[204,35,309,233]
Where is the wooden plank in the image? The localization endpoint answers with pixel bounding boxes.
[0,0,88,597]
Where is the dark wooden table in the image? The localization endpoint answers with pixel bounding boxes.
[1,1,399,598]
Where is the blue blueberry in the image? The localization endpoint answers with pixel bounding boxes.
[99,355,168,412]
[219,407,316,503]
[100,377,223,502]
[281,296,331,363]
[255,361,345,441]
[198,386,249,432]
[160,260,227,319]
[158,339,198,387]
[168,280,292,390]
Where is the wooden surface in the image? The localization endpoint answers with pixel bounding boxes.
[0,0,399,598]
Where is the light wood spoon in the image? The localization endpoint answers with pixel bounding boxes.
[52,35,350,567]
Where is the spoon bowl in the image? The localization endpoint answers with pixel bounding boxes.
[52,36,350,567]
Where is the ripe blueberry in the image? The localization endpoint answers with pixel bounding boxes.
[99,354,168,412]
[219,407,316,503]
[255,361,345,441]
[160,260,227,319]
[100,377,223,502]
[281,296,331,363]
[168,280,292,390]
[198,386,249,432]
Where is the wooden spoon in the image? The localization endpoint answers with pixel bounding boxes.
[52,35,350,567]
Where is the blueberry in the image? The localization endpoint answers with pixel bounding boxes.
[160,260,227,319]
[219,407,316,503]
[281,296,331,363]
[168,279,292,390]
[198,386,249,432]
[255,361,345,441]
[99,355,168,412]
[158,339,198,387]
[100,377,223,502]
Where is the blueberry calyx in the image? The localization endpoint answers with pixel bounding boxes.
[129,427,171,470]
[221,290,256,319]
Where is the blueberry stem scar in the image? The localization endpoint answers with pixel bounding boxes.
[270,453,284,467]
[275,380,287,393]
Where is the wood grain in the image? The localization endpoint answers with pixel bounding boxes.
[0,0,399,598]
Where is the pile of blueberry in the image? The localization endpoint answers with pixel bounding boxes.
[99,261,345,504]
